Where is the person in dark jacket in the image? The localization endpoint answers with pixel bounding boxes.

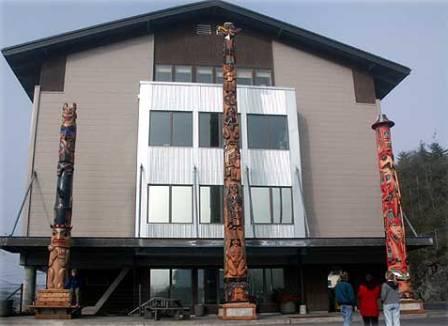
[335,271,356,326]
[65,269,81,306]
[381,271,400,326]
[358,274,381,326]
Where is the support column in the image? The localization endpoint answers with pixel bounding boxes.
[33,103,78,319]
[22,266,36,311]
[371,113,424,312]
[217,22,256,320]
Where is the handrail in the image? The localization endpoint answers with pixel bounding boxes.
[5,283,23,313]
[403,212,418,237]
[9,171,37,237]
[295,167,310,237]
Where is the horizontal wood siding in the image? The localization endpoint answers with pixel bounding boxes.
[272,41,383,237]
[28,35,154,236]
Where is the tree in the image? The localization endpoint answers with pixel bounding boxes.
[397,141,448,302]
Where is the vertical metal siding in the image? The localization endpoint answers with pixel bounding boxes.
[137,82,305,238]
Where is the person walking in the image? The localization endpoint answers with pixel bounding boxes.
[381,271,401,326]
[335,271,356,326]
[65,269,81,307]
[358,274,381,325]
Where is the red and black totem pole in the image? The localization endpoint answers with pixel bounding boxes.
[34,103,77,318]
[217,22,256,320]
[372,113,414,299]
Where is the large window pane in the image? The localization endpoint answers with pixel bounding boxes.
[150,269,170,298]
[251,187,271,223]
[149,112,171,146]
[199,113,222,148]
[247,115,271,149]
[200,186,223,223]
[155,65,172,82]
[270,116,289,150]
[237,69,253,85]
[171,186,192,223]
[171,269,192,305]
[175,65,192,82]
[254,70,272,86]
[148,186,169,223]
[272,188,281,224]
[172,112,193,146]
[281,188,293,223]
[248,269,264,302]
[247,115,289,149]
[196,66,213,84]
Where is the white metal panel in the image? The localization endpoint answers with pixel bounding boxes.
[247,150,291,186]
[238,87,288,115]
[137,82,305,239]
[198,148,224,185]
[151,83,201,111]
[143,224,196,238]
[147,147,194,184]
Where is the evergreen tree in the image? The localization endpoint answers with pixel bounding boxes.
[397,142,448,302]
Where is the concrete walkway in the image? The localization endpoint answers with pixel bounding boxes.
[0,311,446,326]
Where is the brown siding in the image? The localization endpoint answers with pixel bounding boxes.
[155,23,273,69]
[352,69,376,103]
[28,35,154,237]
[273,41,383,237]
[40,56,66,92]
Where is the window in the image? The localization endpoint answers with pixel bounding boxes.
[247,114,289,149]
[150,269,193,305]
[199,113,222,148]
[148,185,192,223]
[196,66,214,83]
[200,185,224,223]
[237,69,253,85]
[149,111,192,146]
[155,65,172,82]
[175,65,192,82]
[254,70,272,86]
[215,67,223,84]
[250,186,293,224]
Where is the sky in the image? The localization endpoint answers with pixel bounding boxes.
[0,0,447,286]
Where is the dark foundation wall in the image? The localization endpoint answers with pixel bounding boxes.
[154,21,273,69]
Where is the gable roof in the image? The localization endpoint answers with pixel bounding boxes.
[2,0,410,100]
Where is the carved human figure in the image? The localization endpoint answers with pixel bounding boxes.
[47,227,71,289]
[226,239,247,278]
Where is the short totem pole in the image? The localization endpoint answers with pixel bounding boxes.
[372,113,424,311]
[217,22,256,320]
[34,103,78,319]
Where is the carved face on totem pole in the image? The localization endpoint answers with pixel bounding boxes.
[62,103,77,127]
[47,227,71,289]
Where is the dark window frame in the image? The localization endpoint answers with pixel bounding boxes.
[250,186,294,225]
[247,113,289,150]
[147,184,193,224]
[149,110,193,147]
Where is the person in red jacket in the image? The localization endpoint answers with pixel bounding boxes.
[357,274,381,326]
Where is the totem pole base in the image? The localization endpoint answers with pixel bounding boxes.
[33,289,77,319]
[218,302,257,320]
[400,298,425,314]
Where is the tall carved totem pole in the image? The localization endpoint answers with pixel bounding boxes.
[372,113,423,311]
[217,23,256,320]
[34,103,78,319]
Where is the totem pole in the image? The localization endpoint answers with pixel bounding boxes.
[217,22,256,320]
[372,113,423,309]
[34,103,77,318]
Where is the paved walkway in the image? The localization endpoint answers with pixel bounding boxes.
[0,311,446,326]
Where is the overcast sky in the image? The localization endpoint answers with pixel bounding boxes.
[0,0,447,284]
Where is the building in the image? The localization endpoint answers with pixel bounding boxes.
[1,0,432,314]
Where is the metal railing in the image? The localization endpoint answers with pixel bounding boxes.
[3,284,23,314]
